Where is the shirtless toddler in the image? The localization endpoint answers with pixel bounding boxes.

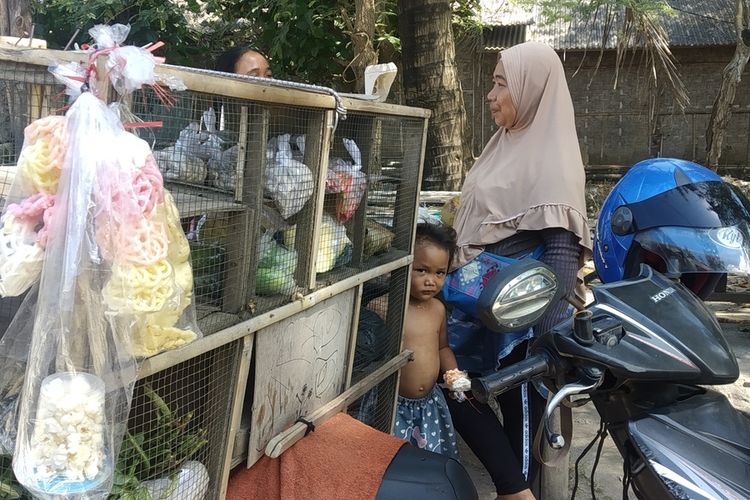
[394,222,469,459]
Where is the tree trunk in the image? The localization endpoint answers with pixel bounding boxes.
[351,0,378,94]
[0,0,32,37]
[705,0,750,169]
[399,0,468,191]
[0,0,32,160]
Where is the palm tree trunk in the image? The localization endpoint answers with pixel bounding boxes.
[399,0,468,191]
[0,0,31,37]
[351,0,379,94]
[706,0,750,169]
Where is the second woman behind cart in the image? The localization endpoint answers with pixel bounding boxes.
[216,47,273,78]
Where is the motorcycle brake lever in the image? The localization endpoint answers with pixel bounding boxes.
[543,373,604,449]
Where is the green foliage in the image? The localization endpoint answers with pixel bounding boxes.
[243,0,352,85]
[109,385,208,500]
[452,0,484,40]
[0,456,30,500]
[32,0,482,87]
[32,0,256,68]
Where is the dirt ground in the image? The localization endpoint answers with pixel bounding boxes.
[459,301,750,500]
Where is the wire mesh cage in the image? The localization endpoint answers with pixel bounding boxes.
[346,265,411,433]
[0,59,68,166]
[348,372,399,434]
[316,111,426,286]
[128,80,330,330]
[120,339,243,500]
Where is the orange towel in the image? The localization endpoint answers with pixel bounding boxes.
[227,413,406,500]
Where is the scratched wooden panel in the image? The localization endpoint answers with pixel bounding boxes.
[248,289,356,466]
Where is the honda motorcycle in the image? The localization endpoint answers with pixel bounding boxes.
[471,259,750,499]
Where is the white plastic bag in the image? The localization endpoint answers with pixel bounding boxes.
[89,24,130,49]
[176,119,223,162]
[207,144,238,191]
[265,134,314,219]
[142,461,209,500]
[107,45,157,95]
[153,145,208,184]
[154,109,222,186]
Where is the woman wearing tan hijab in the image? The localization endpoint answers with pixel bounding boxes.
[444,42,591,499]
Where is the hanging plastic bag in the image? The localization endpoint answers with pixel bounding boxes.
[0,286,38,454]
[265,134,314,219]
[89,24,130,49]
[107,45,157,95]
[4,93,201,499]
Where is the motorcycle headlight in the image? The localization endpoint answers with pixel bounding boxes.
[477,260,563,332]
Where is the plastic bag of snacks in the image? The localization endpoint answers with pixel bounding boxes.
[265,134,314,219]
[325,138,367,223]
[3,92,201,498]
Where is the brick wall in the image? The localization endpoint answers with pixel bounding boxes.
[458,46,750,169]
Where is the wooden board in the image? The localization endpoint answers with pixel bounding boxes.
[168,186,244,218]
[248,289,356,466]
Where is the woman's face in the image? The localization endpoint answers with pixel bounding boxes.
[487,59,517,129]
[235,51,272,78]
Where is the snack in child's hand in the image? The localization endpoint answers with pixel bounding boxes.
[443,368,471,402]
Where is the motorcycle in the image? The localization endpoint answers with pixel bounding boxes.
[471,259,750,499]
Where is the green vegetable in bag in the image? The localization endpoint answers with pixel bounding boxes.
[255,242,297,296]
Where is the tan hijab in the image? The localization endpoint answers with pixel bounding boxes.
[452,42,592,269]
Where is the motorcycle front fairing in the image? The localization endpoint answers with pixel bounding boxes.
[623,389,750,500]
[538,265,739,385]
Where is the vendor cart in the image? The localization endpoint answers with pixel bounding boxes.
[0,42,428,499]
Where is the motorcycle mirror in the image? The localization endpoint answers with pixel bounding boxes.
[477,259,564,332]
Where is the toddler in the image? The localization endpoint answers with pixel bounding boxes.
[395,222,469,459]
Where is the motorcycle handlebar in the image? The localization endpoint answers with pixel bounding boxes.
[471,354,550,404]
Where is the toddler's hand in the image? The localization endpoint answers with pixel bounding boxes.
[444,368,471,402]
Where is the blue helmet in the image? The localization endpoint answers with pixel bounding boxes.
[594,158,750,298]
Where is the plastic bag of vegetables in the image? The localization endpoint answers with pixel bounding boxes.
[255,240,297,296]
[283,215,351,274]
